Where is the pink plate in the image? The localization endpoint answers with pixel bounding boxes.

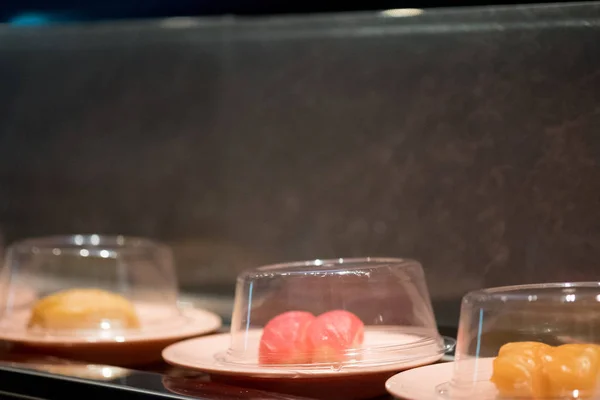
[385,358,495,400]
[0,303,222,366]
[0,303,221,344]
[163,330,444,377]
[162,331,446,400]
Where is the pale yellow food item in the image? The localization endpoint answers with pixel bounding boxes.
[545,344,600,398]
[491,342,552,398]
[28,289,140,331]
[491,341,600,399]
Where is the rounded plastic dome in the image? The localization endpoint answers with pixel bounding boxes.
[221,257,449,371]
[0,235,183,341]
[442,282,600,399]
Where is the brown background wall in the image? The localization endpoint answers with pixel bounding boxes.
[1,3,599,326]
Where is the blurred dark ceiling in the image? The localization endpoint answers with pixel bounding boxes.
[0,0,578,25]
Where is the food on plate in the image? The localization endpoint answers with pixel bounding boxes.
[544,344,600,398]
[491,342,551,398]
[28,288,140,331]
[259,311,316,365]
[306,310,365,363]
[497,341,553,358]
[491,341,600,398]
[258,309,365,365]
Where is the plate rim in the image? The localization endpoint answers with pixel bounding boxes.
[0,307,222,346]
[385,357,495,400]
[162,331,445,378]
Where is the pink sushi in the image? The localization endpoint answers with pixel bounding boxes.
[307,310,365,363]
[259,311,316,365]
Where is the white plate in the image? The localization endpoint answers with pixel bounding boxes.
[385,358,496,400]
[163,330,447,378]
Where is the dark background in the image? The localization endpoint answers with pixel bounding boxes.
[0,0,578,25]
[1,0,599,328]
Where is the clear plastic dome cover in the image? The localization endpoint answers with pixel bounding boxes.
[0,235,184,341]
[222,257,449,371]
[442,282,600,399]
